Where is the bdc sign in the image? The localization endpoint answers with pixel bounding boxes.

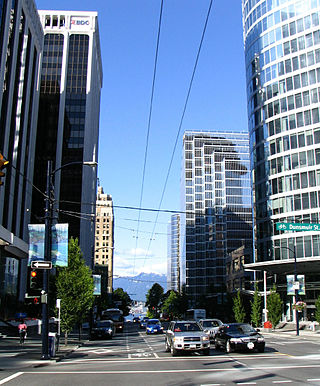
[276,223,320,232]
[70,17,90,29]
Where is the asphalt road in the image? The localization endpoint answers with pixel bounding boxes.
[1,323,320,385]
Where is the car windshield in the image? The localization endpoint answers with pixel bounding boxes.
[227,324,256,334]
[95,321,111,328]
[202,320,220,328]
[147,320,160,325]
[174,323,201,332]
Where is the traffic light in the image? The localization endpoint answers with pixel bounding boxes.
[0,152,9,186]
[28,268,43,295]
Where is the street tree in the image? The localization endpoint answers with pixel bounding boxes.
[162,291,180,319]
[56,238,94,345]
[267,285,283,329]
[113,288,132,316]
[315,295,320,324]
[251,286,262,327]
[146,283,164,317]
[233,290,246,323]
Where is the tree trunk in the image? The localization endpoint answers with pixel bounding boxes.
[78,322,82,341]
[64,331,68,346]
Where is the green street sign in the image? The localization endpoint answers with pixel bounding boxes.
[276,223,320,232]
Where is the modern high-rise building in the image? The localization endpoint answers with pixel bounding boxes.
[167,214,181,292]
[181,131,253,306]
[32,11,102,267]
[0,0,43,317]
[243,0,320,316]
[94,187,114,295]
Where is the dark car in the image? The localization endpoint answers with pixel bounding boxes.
[133,317,140,323]
[90,320,115,340]
[146,319,164,334]
[165,320,210,356]
[214,323,265,353]
[139,317,150,329]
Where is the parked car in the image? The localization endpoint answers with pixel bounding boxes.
[139,317,150,329]
[90,320,115,340]
[214,323,265,353]
[165,320,210,356]
[199,318,223,342]
[146,319,163,334]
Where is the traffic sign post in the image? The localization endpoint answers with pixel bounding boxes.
[31,261,53,269]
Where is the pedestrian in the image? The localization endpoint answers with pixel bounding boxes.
[18,320,27,345]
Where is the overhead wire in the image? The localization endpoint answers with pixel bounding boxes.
[138,0,214,276]
[133,0,164,275]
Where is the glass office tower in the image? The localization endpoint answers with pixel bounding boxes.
[167,214,181,292]
[243,0,320,314]
[181,131,252,305]
[32,11,102,266]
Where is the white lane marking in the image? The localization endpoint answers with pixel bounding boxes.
[153,352,159,358]
[308,379,320,382]
[25,364,320,374]
[0,372,24,385]
[236,383,256,385]
[272,381,293,384]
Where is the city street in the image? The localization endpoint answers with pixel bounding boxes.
[1,324,320,385]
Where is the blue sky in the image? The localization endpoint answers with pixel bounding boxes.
[35,0,248,278]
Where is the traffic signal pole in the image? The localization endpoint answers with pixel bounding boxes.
[42,160,52,359]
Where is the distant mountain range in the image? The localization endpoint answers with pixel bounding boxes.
[113,272,167,302]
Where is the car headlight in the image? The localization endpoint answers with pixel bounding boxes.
[173,337,184,343]
[257,337,265,342]
[202,336,210,341]
[230,338,242,343]
[108,329,112,333]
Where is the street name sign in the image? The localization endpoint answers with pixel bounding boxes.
[276,223,320,231]
[31,260,52,269]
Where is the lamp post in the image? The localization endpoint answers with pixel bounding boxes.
[278,245,299,336]
[41,159,97,359]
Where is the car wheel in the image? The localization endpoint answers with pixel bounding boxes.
[203,348,210,356]
[165,339,170,352]
[171,345,178,356]
[226,340,233,353]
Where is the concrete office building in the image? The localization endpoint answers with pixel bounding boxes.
[0,0,43,316]
[181,131,253,305]
[32,11,102,267]
[167,214,181,292]
[243,0,320,318]
[94,187,114,295]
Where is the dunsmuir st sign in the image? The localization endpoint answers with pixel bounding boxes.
[276,223,320,231]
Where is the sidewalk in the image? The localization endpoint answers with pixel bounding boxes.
[261,322,320,340]
[0,334,85,370]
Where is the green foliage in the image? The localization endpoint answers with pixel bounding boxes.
[56,238,94,339]
[162,291,180,319]
[267,285,283,329]
[315,295,320,324]
[233,290,246,323]
[146,283,164,317]
[251,287,262,327]
[113,288,132,316]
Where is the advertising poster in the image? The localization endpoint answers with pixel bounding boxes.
[93,275,101,295]
[51,224,68,267]
[28,224,68,267]
[28,224,45,266]
[287,274,305,295]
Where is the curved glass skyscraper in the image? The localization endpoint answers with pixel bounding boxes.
[243,0,320,311]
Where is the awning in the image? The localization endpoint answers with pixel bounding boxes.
[244,257,320,275]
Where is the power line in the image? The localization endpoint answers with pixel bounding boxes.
[134,0,164,275]
[138,0,214,271]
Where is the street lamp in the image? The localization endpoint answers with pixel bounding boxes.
[41,159,97,359]
[276,245,299,336]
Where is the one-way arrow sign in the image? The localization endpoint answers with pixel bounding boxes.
[31,261,52,269]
